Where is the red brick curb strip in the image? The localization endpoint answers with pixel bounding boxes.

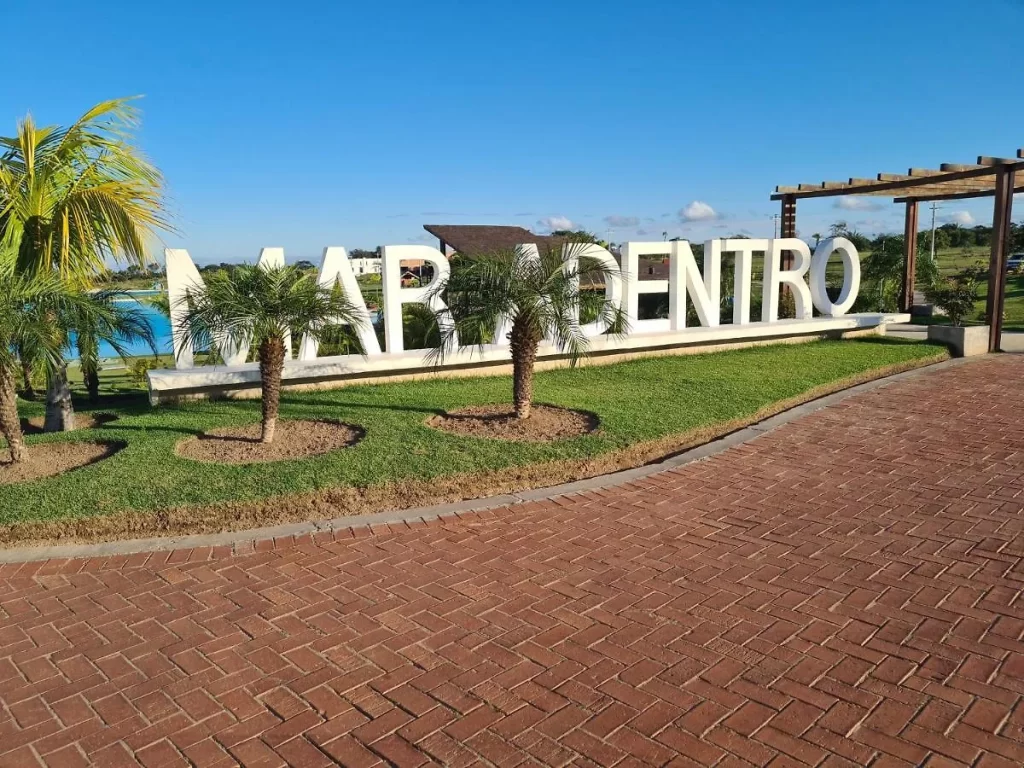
[0,356,972,564]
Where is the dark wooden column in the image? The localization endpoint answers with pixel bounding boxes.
[900,201,919,313]
[986,165,1016,352]
[780,194,797,271]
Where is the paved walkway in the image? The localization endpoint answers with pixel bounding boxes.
[2,357,1024,767]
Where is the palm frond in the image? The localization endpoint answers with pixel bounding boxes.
[175,264,365,363]
[0,97,172,280]
[427,238,626,366]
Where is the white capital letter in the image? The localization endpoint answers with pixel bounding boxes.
[763,238,812,322]
[811,237,861,316]
[721,239,767,325]
[670,240,720,329]
[381,245,455,353]
[621,242,670,334]
[298,247,381,359]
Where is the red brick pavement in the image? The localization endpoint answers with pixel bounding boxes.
[2,356,1024,767]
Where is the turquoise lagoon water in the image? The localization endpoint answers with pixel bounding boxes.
[67,293,173,360]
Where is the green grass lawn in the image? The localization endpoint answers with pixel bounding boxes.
[910,273,1024,331]
[3,338,947,536]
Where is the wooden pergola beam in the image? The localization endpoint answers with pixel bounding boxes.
[939,163,986,172]
[846,183,998,197]
[771,163,1012,200]
[895,180,1024,203]
[891,170,996,188]
[877,173,995,194]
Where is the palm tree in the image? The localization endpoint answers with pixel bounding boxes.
[13,288,158,429]
[430,241,626,420]
[69,290,157,405]
[0,97,170,428]
[175,264,364,443]
[0,270,121,462]
[13,339,39,400]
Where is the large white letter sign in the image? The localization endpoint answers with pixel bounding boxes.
[722,239,767,325]
[165,246,285,368]
[153,236,890,402]
[298,247,381,360]
[762,238,812,321]
[670,240,721,329]
[621,242,670,334]
[381,245,455,353]
[810,237,860,316]
[165,248,203,369]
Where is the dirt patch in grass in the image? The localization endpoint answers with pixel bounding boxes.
[0,353,949,547]
[176,419,363,464]
[428,404,598,442]
[0,442,123,486]
[21,413,119,434]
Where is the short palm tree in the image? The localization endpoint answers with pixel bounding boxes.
[0,270,123,461]
[13,288,157,430]
[0,97,170,428]
[430,242,626,419]
[176,264,364,443]
[67,290,157,405]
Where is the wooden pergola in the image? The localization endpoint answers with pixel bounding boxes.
[772,150,1022,352]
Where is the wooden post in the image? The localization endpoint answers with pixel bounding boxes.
[986,165,1016,353]
[780,194,796,273]
[900,201,919,313]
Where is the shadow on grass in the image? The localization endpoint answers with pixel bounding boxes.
[845,336,947,348]
[19,413,120,436]
[277,396,438,415]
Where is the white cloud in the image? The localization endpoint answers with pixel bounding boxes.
[947,210,975,226]
[834,197,884,212]
[604,215,640,228]
[678,201,718,222]
[536,215,575,233]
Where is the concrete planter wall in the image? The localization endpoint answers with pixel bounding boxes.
[927,324,989,357]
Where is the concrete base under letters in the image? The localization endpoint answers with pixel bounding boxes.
[147,313,908,404]
[927,324,989,357]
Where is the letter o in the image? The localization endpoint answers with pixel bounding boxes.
[810,237,860,316]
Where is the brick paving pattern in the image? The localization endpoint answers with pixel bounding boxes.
[2,356,1024,767]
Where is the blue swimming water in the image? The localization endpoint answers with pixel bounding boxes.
[65,296,173,360]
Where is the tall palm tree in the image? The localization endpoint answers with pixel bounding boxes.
[0,270,122,462]
[176,264,364,444]
[0,97,170,428]
[430,241,626,420]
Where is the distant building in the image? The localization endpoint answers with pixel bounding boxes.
[350,256,382,276]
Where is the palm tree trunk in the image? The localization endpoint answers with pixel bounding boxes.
[259,336,287,443]
[510,321,541,420]
[78,336,100,402]
[0,368,28,463]
[44,364,76,432]
[84,364,100,402]
[20,360,35,401]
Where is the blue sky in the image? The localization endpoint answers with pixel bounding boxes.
[3,0,1023,263]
